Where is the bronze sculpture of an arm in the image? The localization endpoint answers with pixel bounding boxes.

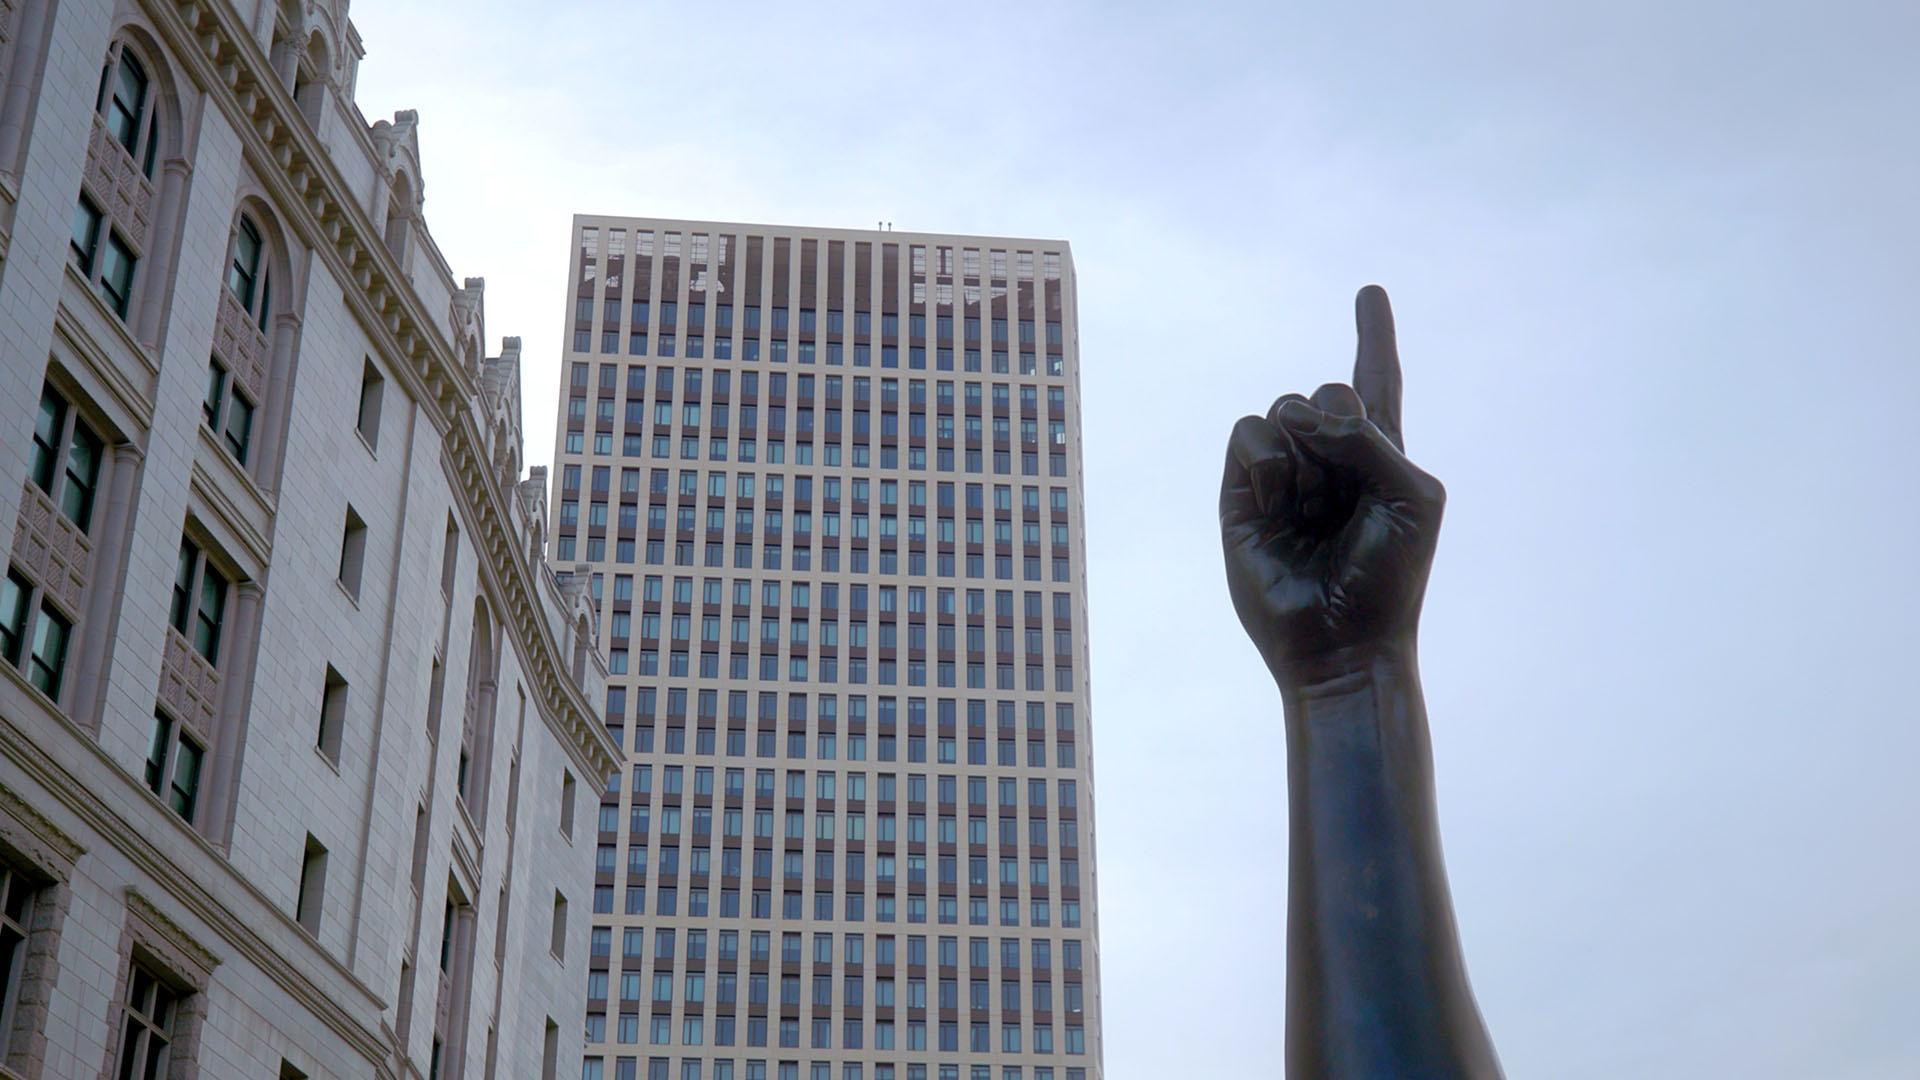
[1220,286,1503,1078]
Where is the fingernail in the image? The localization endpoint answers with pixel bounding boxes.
[1277,400,1321,433]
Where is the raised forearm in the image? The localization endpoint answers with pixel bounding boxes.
[1279,644,1502,1079]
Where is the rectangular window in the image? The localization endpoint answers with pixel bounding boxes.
[338,507,367,599]
[202,358,254,465]
[440,515,461,598]
[171,538,228,665]
[143,709,204,822]
[296,834,328,935]
[32,384,104,532]
[69,197,101,274]
[0,570,28,667]
[357,359,386,450]
[551,891,568,959]
[25,601,70,700]
[97,231,136,317]
[317,666,348,765]
[114,962,180,1080]
[0,864,38,1060]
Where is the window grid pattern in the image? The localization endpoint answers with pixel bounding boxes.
[554,221,1099,1079]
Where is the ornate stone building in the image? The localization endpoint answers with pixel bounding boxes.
[0,1,617,1077]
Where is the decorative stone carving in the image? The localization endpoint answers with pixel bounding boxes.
[108,892,219,1080]
[157,0,619,785]
[82,114,153,253]
[124,888,222,987]
[12,481,89,617]
[159,627,220,737]
[0,778,84,879]
[213,287,269,404]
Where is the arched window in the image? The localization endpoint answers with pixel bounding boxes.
[75,38,170,324]
[226,216,269,331]
[206,213,276,467]
[96,44,158,178]
[460,601,499,817]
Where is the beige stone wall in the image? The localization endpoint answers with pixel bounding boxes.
[0,2,614,1078]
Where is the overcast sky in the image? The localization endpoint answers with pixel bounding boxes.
[353,2,1919,1075]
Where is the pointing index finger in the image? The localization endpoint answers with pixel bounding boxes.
[1352,284,1404,452]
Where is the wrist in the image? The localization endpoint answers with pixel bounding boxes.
[1274,636,1435,780]
[1270,636,1420,698]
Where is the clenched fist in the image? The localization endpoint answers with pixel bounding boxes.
[1219,285,1447,688]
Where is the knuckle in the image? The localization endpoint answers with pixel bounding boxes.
[1323,414,1366,438]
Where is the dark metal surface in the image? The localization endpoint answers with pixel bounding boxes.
[1220,286,1504,1078]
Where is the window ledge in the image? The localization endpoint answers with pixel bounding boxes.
[334,578,361,609]
[190,427,277,572]
[0,662,64,728]
[354,427,378,459]
[61,262,155,374]
[454,794,480,839]
[314,744,342,776]
[194,424,273,509]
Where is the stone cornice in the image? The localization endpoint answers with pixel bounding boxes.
[124,886,222,986]
[143,0,616,782]
[444,444,619,784]
[144,0,472,433]
[0,778,85,879]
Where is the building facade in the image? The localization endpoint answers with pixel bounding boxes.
[546,217,1103,1080]
[0,1,617,1078]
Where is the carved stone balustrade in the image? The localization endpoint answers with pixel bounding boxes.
[82,113,153,253]
[12,481,89,616]
[213,286,269,404]
[159,627,220,737]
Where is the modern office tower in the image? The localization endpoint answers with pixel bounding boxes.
[547,217,1102,1080]
[0,3,616,1078]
